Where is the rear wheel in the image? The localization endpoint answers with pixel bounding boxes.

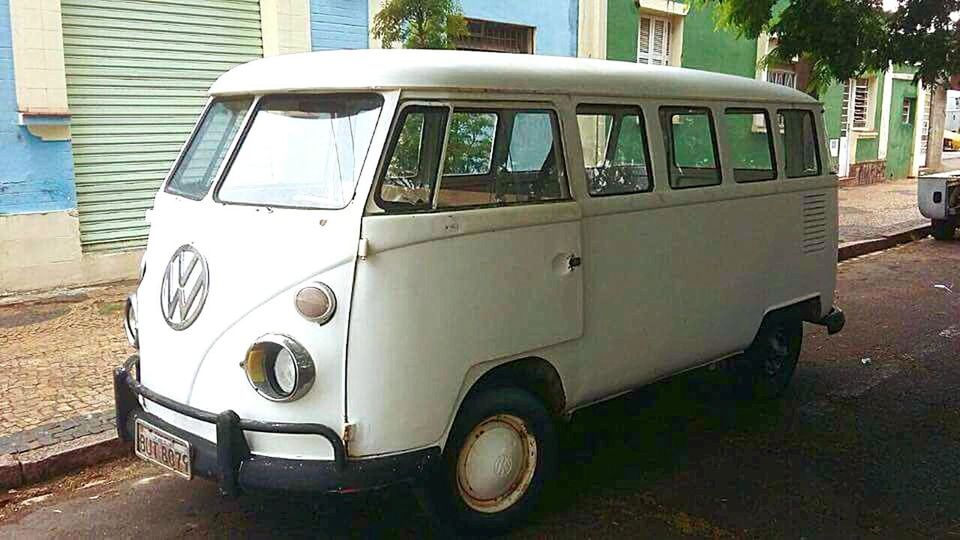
[427,387,557,533]
[736,316,803,400]
[931,218,957,241]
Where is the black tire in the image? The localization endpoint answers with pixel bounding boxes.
[931,218,957,241]
[426,386,557,534]
[735,316,803,400]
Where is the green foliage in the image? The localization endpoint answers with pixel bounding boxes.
[444,112,496,175]
[371,0,469,50]
[696,0,960,91]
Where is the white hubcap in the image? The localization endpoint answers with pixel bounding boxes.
[456,414,537,513]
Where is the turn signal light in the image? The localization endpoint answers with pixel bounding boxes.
[295,283,336,324]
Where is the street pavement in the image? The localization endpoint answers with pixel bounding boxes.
[0,239,958,538]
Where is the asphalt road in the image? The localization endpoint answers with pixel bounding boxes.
[2,239,959,539]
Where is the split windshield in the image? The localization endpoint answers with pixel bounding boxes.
[165,94,384,208]
[165,97,252,200]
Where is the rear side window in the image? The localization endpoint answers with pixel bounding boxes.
[379,106,449,210]
[660,107,721,189]
[723,109,777,183]
[166,98,252,200]
[576,105,653,196]
[779,109,822,178]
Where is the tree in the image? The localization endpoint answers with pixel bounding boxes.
[371,0,469,50]
[702,0,959,168]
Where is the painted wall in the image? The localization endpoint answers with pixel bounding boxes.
[0,0,75,215]
[680,4,756,78]
[885,79,917,179]
[606,0,638,62]
[458,0,578,57]
[311,0,368,50]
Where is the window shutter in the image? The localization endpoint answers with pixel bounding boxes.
[853,79,870,129]
[638,16,671,66]
[638,17,651,64]
[651,19,666,65]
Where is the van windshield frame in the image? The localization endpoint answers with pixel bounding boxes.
[164,97,255,201]
[213,93,385,210]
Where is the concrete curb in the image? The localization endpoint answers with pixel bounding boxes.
[0,431,130,489]
[838,224,932,262]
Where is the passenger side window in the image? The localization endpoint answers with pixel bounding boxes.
[437,108,566,209]
[779,109,822,178]
[723,109,777,183]
[660,107,721,189]
[576,105,652,196]
[379,106,449,210]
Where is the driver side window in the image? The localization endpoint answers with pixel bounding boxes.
[378,106,449,210]
[378,103,568,212]
[437,108,567,209]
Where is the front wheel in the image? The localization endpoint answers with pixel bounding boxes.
[736,316,803,400]
[931,218,957,241]
[427,387,557,534]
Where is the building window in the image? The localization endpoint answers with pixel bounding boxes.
[767,69,797,89]
[456,19,534,54]
[902,98,914,124]
[841,78,873,131]
[637,15,672,66]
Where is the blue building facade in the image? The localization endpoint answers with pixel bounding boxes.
[309,0,580,57]
[311,0,369,51]
[0,0,75,215]
[458,0,578,57]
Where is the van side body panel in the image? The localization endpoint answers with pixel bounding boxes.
[344,91,838,458]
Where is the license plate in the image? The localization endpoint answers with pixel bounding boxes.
[135,419,192,479]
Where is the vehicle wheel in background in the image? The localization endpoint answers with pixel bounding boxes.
[931,218,957,241]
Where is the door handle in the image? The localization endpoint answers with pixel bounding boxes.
[568,254,582,270]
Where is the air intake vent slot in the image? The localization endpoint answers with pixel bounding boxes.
[802,192,828,254]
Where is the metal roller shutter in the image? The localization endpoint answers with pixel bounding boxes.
[62,0,263,251]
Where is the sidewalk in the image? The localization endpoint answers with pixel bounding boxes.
[0,177,930,462]
[0,284,133,455]
[838,177,927,243]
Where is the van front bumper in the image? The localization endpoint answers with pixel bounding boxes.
[114,355,439,495]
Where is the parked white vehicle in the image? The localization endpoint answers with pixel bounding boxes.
[918,173,960,240]
[115,49,845,532]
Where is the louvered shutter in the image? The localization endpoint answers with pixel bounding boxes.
[637,16,671,66]
[61,0,264,252]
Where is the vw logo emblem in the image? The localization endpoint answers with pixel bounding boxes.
[160,244,209,331]
[494,454,513,478]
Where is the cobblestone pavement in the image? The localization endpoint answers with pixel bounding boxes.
[0,284,134,440]
[0,411,116,455]
[839,177,927,243]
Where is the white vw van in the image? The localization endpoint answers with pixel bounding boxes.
[115,50,845,532]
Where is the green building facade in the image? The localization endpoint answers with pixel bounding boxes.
[603,0,925,181]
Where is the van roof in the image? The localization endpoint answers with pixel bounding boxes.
[209,49,819,105]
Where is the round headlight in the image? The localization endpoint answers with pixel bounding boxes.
[124,293,139,350]
[242,334,315,402]
[295,284,336,324]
